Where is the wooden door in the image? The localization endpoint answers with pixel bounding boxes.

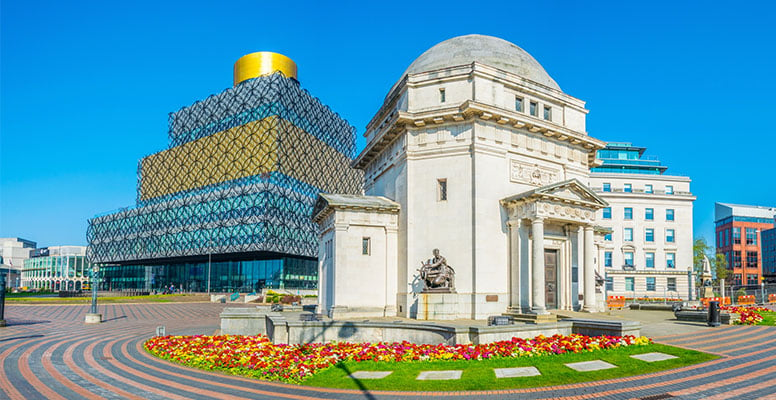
[545,250,558,309]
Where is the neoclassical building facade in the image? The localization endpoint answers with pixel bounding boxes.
[314,35,617,319]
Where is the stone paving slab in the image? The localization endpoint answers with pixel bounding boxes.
[348,371,393,379]
[494,366,541,378]
[630,352,678,362]
[3,303,775,400]
[564,360,617,372]
[416,370,463,380]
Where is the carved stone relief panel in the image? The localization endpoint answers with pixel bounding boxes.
[535,201,594,224]
[509,159,561,186]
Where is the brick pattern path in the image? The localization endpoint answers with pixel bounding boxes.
[1,303,774,399]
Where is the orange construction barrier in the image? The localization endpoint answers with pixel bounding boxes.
[768,294,776,304]
[701,296,731,307]
[738,295,756,305]
[607,295,626,310]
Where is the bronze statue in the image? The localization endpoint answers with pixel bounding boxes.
[418,249,455,292]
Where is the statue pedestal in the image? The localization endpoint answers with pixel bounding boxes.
[700,272,714,299]
[417,292,459,320]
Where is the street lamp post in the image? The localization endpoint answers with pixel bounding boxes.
[207,248,212,294]
[206,239,213,295]
[0,270,7,327]
[85,265,102,324]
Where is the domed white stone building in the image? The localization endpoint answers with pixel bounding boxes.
[313,35,614,320]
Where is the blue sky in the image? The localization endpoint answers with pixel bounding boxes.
[1,0,774,247]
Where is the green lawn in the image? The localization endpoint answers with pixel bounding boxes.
[301,343,716,391]
[758,311,776,326]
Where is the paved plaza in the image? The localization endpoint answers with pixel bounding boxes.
[1,303,775,399]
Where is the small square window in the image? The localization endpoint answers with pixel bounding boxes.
[439,88,446,103]
[438,179,447,201]
[645,184,653,194]
[602,183,611,192]
[543,106,552,121]
[515,96,523,112]
[605,232,612,241]
[624,183,632,193]
[362,237,371,255]
[530,101,538,117]
[665,185,674,195]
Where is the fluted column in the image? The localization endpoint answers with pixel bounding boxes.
[583,225,596,312]
[531,217,548,315]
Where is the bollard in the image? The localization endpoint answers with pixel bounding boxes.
[707,300,721,327]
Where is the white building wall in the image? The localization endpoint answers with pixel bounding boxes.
[352,58,608,319]
[317,207,399,318]
[590,173,695,299]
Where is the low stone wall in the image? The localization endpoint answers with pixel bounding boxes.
[220,308,641,345]
[219,306,273,335]
[563,318,641,337]
[629,303,679,311]
[268,316,466,345]
[468,322,573,344]
[674,310,739,325]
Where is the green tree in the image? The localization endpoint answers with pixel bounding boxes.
[693,238,729,284]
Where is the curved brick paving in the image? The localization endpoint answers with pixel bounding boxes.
[1,304,774,400]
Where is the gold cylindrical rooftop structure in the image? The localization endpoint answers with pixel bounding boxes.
[233,52,297,86]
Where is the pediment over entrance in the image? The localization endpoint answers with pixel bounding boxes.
[502,179,608,208]
[500,179,608,224]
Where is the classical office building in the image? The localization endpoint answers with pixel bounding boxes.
[314,35,612,320]
[21,246,92,291]
[87,53,362,292]
[0,237,36,288]
[715,203,776,286]
[589,143,696,300]
[762,225,776,283]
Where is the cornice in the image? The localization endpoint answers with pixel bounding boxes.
[354,99,605,169]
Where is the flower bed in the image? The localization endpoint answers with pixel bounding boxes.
[144,334,651,384]
[720,305,769,325]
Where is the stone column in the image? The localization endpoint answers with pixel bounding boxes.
[583,225,596,312]
[507,219,521,312]
[531,218,548,315]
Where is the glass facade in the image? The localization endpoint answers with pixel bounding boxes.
[591,142,668,175]
[763,228,776,278]
[22,254,92,291]
[99,255,316,292]
[86,71,364,292]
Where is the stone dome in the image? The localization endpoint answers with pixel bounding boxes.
[398,34,560,91]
